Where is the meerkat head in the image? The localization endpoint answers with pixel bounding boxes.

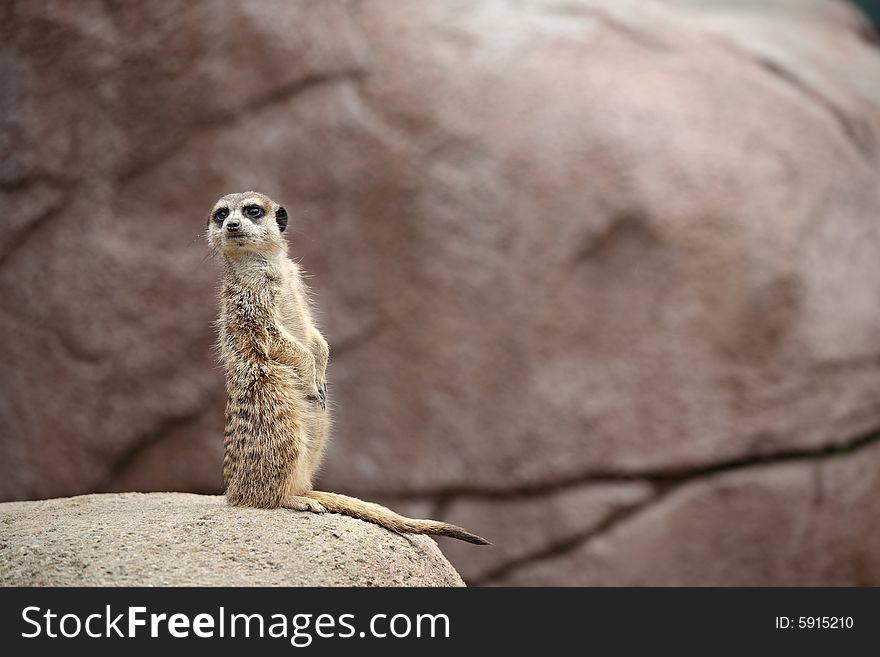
[206,191,289,259]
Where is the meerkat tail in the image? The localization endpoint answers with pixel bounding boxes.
[302,490,491,545]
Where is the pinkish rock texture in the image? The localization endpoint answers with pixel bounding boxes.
[496,440,880,586]
[2,0,880,585]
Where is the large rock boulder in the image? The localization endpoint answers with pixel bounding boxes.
[2,0,880,585]
[0,493,465,586]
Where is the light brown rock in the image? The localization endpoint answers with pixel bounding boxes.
[0,493,464,586]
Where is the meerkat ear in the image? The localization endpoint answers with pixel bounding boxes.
[275,206,288,233]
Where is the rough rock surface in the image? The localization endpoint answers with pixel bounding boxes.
[2,0,880,585]
[0,493,465,586]
[496,439,880,586]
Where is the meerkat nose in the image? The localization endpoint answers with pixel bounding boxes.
[226,219,241,232]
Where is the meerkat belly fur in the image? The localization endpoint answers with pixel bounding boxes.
[207,191,488,545]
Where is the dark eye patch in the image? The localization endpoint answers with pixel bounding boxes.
[214,208,229,224]
[244,205,265,219]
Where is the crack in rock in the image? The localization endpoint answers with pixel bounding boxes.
[97,399,219,490]
[347,426,880,503]
[470,426,880,585]
[470,491,657,586]
[751,56,876,162]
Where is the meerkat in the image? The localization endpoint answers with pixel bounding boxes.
[206,191,489,545]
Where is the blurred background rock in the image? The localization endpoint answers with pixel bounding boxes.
[2,0,880,585]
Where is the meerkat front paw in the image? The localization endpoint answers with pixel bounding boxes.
[282,495,326,514]
[307,382,327,409]
[306,380,326,408]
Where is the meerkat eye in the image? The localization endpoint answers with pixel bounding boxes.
[244,205,265,220]
[214,208,229,223]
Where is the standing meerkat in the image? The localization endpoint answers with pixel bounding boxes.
[207,191,489,545]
